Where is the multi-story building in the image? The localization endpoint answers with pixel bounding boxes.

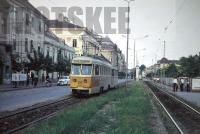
[0,0,12,84]
[44,31,75,80]
[0,0,75,84]
[100,36,118,68]
[49,19,100,57]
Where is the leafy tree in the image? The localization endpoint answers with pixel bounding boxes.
[139,64,146,74]
[56,49,71,76]
[11,54,23,72]
[164,64,179,77]
[26,50,56,74]
[179,54,200,77]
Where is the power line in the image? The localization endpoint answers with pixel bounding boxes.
[164,0,187,33]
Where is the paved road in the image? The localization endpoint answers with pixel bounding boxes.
[0,86,71,112]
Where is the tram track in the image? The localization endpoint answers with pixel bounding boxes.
[0,95,83,134]
[145,81,200,134]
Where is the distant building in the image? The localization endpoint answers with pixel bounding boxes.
[157,57,179,69]
[100,36,118,68]
[49,19,100,56]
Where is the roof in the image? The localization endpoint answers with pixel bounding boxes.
[101,36,117,50]
[48,20,83,29]
[158,57,169,64]
[72,55,112,67]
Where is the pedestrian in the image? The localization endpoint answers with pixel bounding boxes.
[173,77,178,92]
[42,73,45,83]
[186,79,190,92]
[180,78,184,92]
[34,74,38,87]
[31,72,34,85]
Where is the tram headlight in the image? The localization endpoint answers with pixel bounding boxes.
[84,79,87,83]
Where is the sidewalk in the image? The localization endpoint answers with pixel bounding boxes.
[0,82,57,92]
[152,81,200,107]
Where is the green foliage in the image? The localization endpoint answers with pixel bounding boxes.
[26,50,58,74]
[179,53,200,77]
[56,49,71,75]
[162,64,179,77]
[11,54,23,72]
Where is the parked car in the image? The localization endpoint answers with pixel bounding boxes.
[57,76,70,86]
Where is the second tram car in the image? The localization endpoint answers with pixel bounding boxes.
[70,56,118,95]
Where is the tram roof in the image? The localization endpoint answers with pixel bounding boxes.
[72,56,113,67]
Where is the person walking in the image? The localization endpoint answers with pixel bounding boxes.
[173,77,178,92]
[180,78,185,92]
[42,73,45,83]
[186,79,190,92]
[31,72,34,86]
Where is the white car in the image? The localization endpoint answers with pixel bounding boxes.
[57,76,70,86]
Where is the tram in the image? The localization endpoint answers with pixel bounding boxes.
[70,56,118,95]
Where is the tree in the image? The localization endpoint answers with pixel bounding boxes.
[26,50,55,74]
[139,64,146,74]
[164,64,179,77]
[11,54,23,72]
[179,54,200,77]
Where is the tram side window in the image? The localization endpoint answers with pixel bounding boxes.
[95,65,99,75]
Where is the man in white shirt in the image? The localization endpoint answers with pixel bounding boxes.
[173,78,178,92]
[180,78,185,92]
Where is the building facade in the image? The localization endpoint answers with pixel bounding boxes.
[0,0,75,84]
[0,1,12,84]
[49,19,100,57]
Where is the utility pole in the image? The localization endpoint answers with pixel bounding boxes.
[124,0,134,89]
[163,40,166,58]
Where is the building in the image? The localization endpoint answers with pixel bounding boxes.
[0,0,12,84]
[0,0,75,84]
[49,19,100,56]
[100,36,118,68]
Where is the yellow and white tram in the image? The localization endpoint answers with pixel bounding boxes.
[70,56,118,95]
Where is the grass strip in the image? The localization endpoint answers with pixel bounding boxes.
[25,81,153,134]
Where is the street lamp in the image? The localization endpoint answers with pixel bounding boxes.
[123,0,134,89]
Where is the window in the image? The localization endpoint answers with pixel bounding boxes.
[71,64,81,75]
[25,38,28,52]
[112,69,114,76]
[32,17,34,28]
[38,44,40,53]
[39,21,41,32]
[52,48,55,62]
[95,65,99,75]
[30,40,33,53]
[82,65,92,75]
[47,47,50,56]
[26,13,29,25]
[73,39,77,47]
[13,39,16,50]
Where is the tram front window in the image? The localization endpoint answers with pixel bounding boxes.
[82,65,92,75]
[72,64,81,75]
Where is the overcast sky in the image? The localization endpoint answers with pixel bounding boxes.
[29,0,200,68]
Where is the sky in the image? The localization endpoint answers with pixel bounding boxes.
[29,0,200,68]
